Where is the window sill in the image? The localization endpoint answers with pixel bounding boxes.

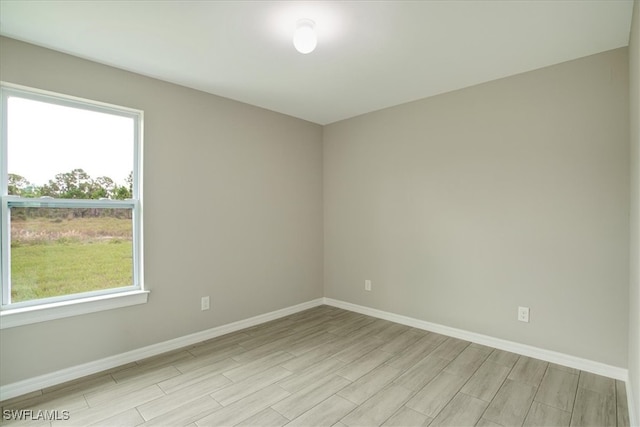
[0,290,149,329]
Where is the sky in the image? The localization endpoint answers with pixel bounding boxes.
[7,97,134,187]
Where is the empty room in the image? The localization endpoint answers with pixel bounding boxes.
[0,1,638,426]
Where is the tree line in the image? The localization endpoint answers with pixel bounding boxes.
[9,169,132,200]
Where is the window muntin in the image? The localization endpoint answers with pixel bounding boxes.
[1,84,143,310]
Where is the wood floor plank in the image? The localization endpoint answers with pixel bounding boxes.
[570,387,616,427]
[52,385,164,427]
[277,357,347,394]
[134,349,195,370]
[187,332,251,357]
[341,384,414,427]
[284,331,340,357]
[460,360,511,402]
[578,371,616,395]
[210,366,291,406]
[443,346,490,379]
[157,357,238,394]
[1,390,44,408]
[222,351,293,383]
[384,334,447,371]
[338,364,402,405]
[87,408,144,427]
[242,318,296,338]
[382,406,432,427]
[1,388,89,414]
[374,322,412,342]
[235,408,289,427]
[469,343,494,355]
[483,379,537,427]
[231,335,298,363]
[405,371,468,418]
[475,418,504,427]
[430,337,470,361]
[39,373,116,400]
[524,401,571,427]
[393,355,450,391]
[138,395,221,427]
[137,374,230,420]
[549,363,580,375]
[379,329,425,354]
[346,319,397,340]
[328,315,376,336]
[333,336,385,363]
[194,384,290,426]
[429,392,488,427]
[336,349,393,382]
[534,367,578,412]
[176,345,245,373]
[486,349,519,368]
[288,315,334,336]
[83,366,178,408]
[237,328,297,351]
[616,380,630,427]
[280,337,348,372]
[110,364,182,386]
[271,375,351,420]
[508,356,548,387]
[285,395,356,426]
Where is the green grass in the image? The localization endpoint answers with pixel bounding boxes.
[11,241,133,302]
[9,215,134,303]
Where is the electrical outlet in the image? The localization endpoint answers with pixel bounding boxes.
[364,280,372,291]
[518,306,530,323]
[201,296,210,311]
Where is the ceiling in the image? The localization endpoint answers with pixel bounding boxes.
[0,1,634,125]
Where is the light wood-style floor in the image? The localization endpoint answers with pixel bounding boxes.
[1,305,630,426]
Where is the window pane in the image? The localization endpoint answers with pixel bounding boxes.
[10,206,133,303]
[7,97,134,199]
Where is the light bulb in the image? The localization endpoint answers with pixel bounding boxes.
[293,19,317,54]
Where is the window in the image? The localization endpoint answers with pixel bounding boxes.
[0,83,146,328]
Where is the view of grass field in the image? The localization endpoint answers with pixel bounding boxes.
[10,212,133,303]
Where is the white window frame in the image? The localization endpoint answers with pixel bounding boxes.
[0,83,147,329]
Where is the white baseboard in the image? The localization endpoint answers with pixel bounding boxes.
[0,298,324,401]
[628,382,639,427]
[323,297,629,382]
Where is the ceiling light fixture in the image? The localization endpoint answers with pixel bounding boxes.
[293,19,317,54]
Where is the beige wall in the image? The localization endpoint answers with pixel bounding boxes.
[628,0,639,422]
[0,37,324,385]
[324,48,630,367]
[0,33,634,390]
